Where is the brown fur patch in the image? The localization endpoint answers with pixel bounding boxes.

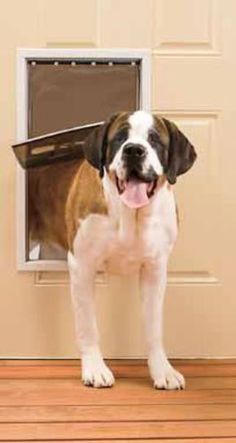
[157,175,167,188]
[175,203,180,227]
[107,112,130,142]
[29,159,107,253]
[153,115,170,145]
[28,160,81,250]
[166,181,179,226]
[65,160,108,251]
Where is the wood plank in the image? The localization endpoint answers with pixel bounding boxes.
[1,358,236,366]
[0,420,236,440]
[0,365,80,379]
[1,363,236,378]
[0,378,236,406]
[187,377,236,389]
[0,369,236,391]
[1,440,236,443]
[0,360,79,367]
[115,363,236,378]
[175,365,236,377]
[0,404,236,422]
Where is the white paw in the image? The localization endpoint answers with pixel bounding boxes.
[148,351,185,390]
[82,353,115,388]
[153,366,185,390]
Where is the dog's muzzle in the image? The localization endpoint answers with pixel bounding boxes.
[121,143,147,177]
[115,143,158,209]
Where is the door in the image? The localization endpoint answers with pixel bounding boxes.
[0,0,235,358]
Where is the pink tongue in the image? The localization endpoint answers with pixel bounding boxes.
[120,181,149,208]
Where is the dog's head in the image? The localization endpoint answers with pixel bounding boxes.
[83,111,197,208]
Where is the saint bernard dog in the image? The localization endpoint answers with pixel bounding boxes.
[30,110,197,390]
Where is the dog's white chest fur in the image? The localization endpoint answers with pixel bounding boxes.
[72,179,178,276]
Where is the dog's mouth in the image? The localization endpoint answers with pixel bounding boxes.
[115,175,158,209]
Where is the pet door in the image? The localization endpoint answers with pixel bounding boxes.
[16,49,151,270]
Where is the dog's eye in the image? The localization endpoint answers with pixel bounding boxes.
[112,129,128,144]
[148,130,160,145]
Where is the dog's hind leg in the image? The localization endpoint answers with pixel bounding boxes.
[68,251,114,388]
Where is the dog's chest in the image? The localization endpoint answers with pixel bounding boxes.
[104,232,147,275]
[102,211,174,275]
[73,187,177,275]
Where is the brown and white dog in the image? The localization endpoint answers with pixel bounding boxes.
[30,110,197,389]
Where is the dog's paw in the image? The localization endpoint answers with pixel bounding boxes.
[148,351,185,390]
[82,354,115,388]
[82,362,115,388]
[153,366,185,390]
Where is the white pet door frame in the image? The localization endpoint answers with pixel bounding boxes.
[16,48,151,271]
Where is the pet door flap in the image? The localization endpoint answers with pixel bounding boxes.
[12,121,103,169]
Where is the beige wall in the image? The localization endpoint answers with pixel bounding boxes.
[0,0,236,358]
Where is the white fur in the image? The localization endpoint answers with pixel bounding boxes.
[129,110,153,135]
[67,111,185,390]
[68,223,115,387]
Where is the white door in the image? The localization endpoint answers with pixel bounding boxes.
[0,0,235,358]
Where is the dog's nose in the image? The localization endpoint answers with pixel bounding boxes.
[123,143,146,158]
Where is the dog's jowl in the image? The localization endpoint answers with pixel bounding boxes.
[33,110,197,389]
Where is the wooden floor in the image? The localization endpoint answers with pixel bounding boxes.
[0,360,236,442]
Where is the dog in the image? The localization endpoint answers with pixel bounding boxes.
[29,110,197,389]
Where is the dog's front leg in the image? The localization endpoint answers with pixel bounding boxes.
[141,258,185,390]
[68,252,114,388]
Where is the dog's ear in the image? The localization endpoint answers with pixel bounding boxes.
[83,123,109,178]
[83,113,119,178]
[163,118,197,185]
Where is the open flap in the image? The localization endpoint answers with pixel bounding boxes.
[12,122,103,169]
